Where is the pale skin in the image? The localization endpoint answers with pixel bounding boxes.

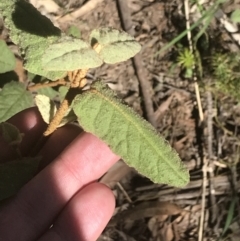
[0,108,120,241]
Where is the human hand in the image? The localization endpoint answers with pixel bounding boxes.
[0,107,120,241]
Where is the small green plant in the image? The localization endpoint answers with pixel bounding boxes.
[172,0,240,102]
[211,52,240,101]
[0,0,189,201]
[177,47,195,78]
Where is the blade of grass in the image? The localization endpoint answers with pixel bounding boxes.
[156,0,224,55]
[220,196,237,239]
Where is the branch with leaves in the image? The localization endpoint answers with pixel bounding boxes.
[0,0,189,201]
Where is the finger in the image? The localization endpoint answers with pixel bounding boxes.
[0,107,46,161]
[8,107,47,156]
[38,124,82,170]
[0,133,120,241]
[0,107,82,165]
[38,183,115,241]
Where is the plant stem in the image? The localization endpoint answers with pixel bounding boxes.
[43,87,82,136]
[28,79,68,91]
[42,69,88,136]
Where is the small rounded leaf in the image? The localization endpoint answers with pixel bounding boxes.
[90,27,141,64]
[99,41,141,64]
[42,36,103,71]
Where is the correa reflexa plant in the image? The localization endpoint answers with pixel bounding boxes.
[0,0,189,201]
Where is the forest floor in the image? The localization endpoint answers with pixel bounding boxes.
[10,0,240,240]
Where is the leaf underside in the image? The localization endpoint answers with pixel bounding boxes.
[73,81,189,187]
[90,27,141,64]
[35,94,77,126]
[35,94,56,124]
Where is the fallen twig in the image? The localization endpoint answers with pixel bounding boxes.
[184,0,205,239]
[206,90,218,226]
[116,0,156,127]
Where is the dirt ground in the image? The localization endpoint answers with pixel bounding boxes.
[5,0,240,240]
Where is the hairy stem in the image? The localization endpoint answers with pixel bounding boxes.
[42,69,88,136]
[43,87,82,136]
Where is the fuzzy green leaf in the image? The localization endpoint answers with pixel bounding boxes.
[90,27,141,64]
[0,122,23,146]
[67,25,81,38]
[0,157,40,201]
[24,41,66,80]
[0,81,33,122]
[0,39,16,73]
[0,0,66,80]
[73,81,189,187]
[42,36,103,71]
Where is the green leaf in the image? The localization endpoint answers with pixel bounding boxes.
[230,9,240,23]
[42,36,103,71]
[24,41,66,80]
[67,25,81,38]
[0,122,23,146]
[73,81,189,187]
[0,39,16,73]
[58,86,69,100]
[0,0,66,80]
[35,94,56,124]
[0,81,33,122]
[37,86,59,99]
[60,109,77,127]
[90,27,141,64]
[35,94,76,126]
[0,157,40,201]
